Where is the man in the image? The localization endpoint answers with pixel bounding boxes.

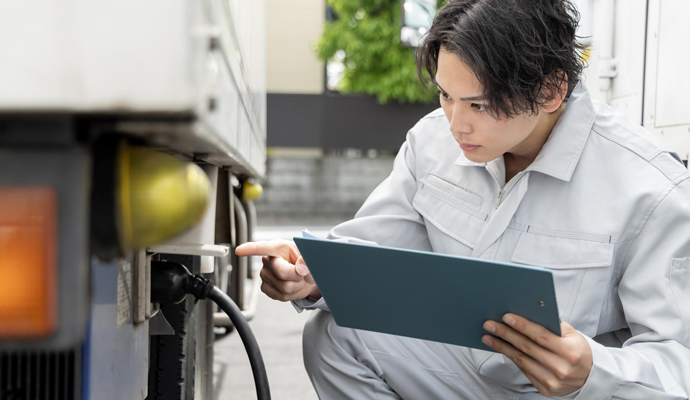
[237,0,690,398]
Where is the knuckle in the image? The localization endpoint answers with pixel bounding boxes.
[260,282,268,294]
[550,380,563,397]
[514,320,526,331]
[269,261,286,277]
[279,293,292,302]
[518,340,532,354]
[545,378,562,393]
[281,281,295,293]
[535,332,550,346]
[568,350,584,365]
[553,366,570,380]
[512,353,525,368]
[493,325,505,337]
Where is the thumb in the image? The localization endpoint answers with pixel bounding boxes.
[560,321,578,336]
[294,256,315,284]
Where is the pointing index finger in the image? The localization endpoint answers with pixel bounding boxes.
[236,241,280,258]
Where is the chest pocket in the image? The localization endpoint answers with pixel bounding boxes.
[510,230,614,327]
[412,174,487,255]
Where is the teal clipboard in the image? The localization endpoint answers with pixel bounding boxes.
[294,237,561,351]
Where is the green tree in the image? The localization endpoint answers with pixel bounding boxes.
[317,0,437,104]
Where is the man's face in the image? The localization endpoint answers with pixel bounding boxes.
[436,49,543,164]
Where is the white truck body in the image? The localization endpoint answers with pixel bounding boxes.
[576,0,689,159]
[0,0,267,176]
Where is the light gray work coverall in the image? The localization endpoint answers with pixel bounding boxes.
[293,82,690,399]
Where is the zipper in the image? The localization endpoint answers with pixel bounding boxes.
[485,163,526,209]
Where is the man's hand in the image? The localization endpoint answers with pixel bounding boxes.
[482,314,592,397]
[235,239,321,302]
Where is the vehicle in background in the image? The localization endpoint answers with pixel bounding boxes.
[0,0,266,399]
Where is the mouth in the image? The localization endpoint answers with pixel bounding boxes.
[459,143,481,151]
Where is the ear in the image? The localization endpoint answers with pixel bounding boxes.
[540,71,568,113]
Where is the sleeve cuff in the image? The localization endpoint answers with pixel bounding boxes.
[571,334,621,400]
[291,296,328,313]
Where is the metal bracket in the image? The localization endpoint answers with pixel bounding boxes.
[132,250,152,324]
[149,310,175,336]
[147,243,229,258]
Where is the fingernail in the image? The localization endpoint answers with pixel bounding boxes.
[296,263,309,276]
[482,336,493,346]
[503,315,516,326]
[483,322,496,333]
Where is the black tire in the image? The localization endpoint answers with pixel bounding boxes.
[146,295,198,400]
[147,255,201,400]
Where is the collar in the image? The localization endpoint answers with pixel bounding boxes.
[454,81,596,182]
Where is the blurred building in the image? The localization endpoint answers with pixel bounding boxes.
[257,0,439,224]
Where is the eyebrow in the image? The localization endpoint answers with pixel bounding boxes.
[436,83,485,101]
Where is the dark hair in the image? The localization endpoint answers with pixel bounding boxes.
[417,0,587,118]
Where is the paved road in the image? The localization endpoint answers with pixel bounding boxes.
[213,225,335,400]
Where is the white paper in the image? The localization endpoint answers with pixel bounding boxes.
[301,228,322,239]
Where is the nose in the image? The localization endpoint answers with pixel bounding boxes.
[448,104,472,136]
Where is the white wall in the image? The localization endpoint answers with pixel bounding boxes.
[266,0,326,94]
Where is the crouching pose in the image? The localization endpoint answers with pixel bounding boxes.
[237,0,690,398]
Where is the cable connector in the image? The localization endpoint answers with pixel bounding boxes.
[188,274,214,304]
[151,260,214,304]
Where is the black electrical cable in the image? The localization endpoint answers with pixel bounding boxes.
[150,261,271,400]
[206,286,271,400]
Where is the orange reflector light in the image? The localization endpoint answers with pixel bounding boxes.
[0,188,57,338]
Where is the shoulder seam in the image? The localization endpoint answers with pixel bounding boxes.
[591,123,661,162]
[591,124,687,183]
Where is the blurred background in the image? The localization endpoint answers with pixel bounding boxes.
[256,0,439,226]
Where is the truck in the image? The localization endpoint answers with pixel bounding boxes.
[0,0,266,399]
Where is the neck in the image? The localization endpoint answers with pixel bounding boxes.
[505,103,566,180]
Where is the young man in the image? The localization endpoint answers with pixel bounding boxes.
[237,0,690,398]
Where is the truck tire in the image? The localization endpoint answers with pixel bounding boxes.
[146,295,198,400]
[147,254,202,400]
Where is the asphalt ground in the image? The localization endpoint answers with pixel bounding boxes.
[213,225,335,400]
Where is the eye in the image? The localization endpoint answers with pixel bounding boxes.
[439,91,451,101]
[471,103,487,112]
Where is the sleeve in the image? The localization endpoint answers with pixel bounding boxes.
[573,178,690,400]
[292,131,433,313]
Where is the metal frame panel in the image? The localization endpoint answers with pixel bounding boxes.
[579,0,647,122]
[653,0,690,128]
[608,0,648,124]
[643,0,690,159]
[84,257,149,400]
